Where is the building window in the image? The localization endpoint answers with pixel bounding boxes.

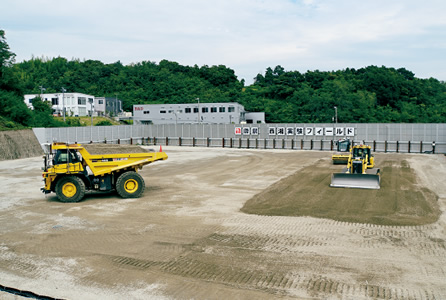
[78,97,86,105]
[98,100,104,104]
[211,107,217,113]
[194,107,199,113]
[202,107,208,113]
[185,108,191,113]
[219,107,225,113]
[160,110,166,114]
[51,98,59,105]
[228,106,235,112]
[144,111,150,114]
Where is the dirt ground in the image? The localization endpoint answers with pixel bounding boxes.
[242,154,441,226]
[0,146,445,300]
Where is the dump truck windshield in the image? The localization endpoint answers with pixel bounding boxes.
[53,149,80,165]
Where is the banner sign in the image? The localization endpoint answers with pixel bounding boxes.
[237,126,355,137]
[267,126,355,137]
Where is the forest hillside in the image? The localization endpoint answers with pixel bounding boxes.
[1,29,445,129]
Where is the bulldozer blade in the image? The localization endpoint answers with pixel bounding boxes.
[330,173,380,189]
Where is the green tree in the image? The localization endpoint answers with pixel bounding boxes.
[30,97,64,127]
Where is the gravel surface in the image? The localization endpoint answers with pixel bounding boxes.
[0,147,445,299]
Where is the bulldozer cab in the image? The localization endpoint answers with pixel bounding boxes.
[352,147,366,158]
[336,139,351,152]
[352,147,372,164]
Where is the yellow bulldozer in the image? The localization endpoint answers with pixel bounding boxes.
[330,144,380,189]
[41,143,168,202]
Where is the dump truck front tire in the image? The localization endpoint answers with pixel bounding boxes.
[116,171,145,198]
[55,176,86,202]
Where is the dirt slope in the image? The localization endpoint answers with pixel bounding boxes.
[0,130,43,161]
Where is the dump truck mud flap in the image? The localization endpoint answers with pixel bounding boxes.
[330,173,380,189]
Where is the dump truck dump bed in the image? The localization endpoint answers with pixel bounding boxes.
[81,151,167,176]
[55,144,167,176]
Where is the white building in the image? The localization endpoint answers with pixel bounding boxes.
[133,102,265,125]
[24,92,95,117]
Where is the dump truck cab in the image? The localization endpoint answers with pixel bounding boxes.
[42,143,167,202]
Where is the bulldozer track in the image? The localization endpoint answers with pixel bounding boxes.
[158,254,442,300]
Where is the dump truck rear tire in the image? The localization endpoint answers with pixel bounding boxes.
[116,171,145,198]
[55,176,86,203]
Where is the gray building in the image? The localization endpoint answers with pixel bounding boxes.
[245,112,265,124]
[95,97,123,117]
[133,102,265,125]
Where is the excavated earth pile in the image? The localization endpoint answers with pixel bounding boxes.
[0,130,43,161]
[83,143,155,154]
[241,153,441,226]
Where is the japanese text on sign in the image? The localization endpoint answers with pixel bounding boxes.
[266,126,355,137]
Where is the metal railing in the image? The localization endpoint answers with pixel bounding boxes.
[90,136,442,154]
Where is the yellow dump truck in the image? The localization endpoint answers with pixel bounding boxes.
[41,143,168,202]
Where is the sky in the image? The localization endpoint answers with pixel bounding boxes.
[2,0,446,84]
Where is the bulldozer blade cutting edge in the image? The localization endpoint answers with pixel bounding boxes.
[330,173,380,189]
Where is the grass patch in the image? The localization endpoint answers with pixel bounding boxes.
[54,116,121,126]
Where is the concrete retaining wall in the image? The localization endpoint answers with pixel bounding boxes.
[0,130,43,161]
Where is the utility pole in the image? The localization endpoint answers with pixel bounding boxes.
[89,98,94,141]
[196,98,200,123]
[334,106,338,125]
[115,93,118,117]
[39,86,46,100]
[61,87,66,122]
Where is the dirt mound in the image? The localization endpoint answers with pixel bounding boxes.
[82,143,154,155]
[0,130,43,161]
[241,154,440,226]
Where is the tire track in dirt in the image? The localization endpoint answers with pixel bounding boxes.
[205,214,446,299]
[158,254,442,300]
